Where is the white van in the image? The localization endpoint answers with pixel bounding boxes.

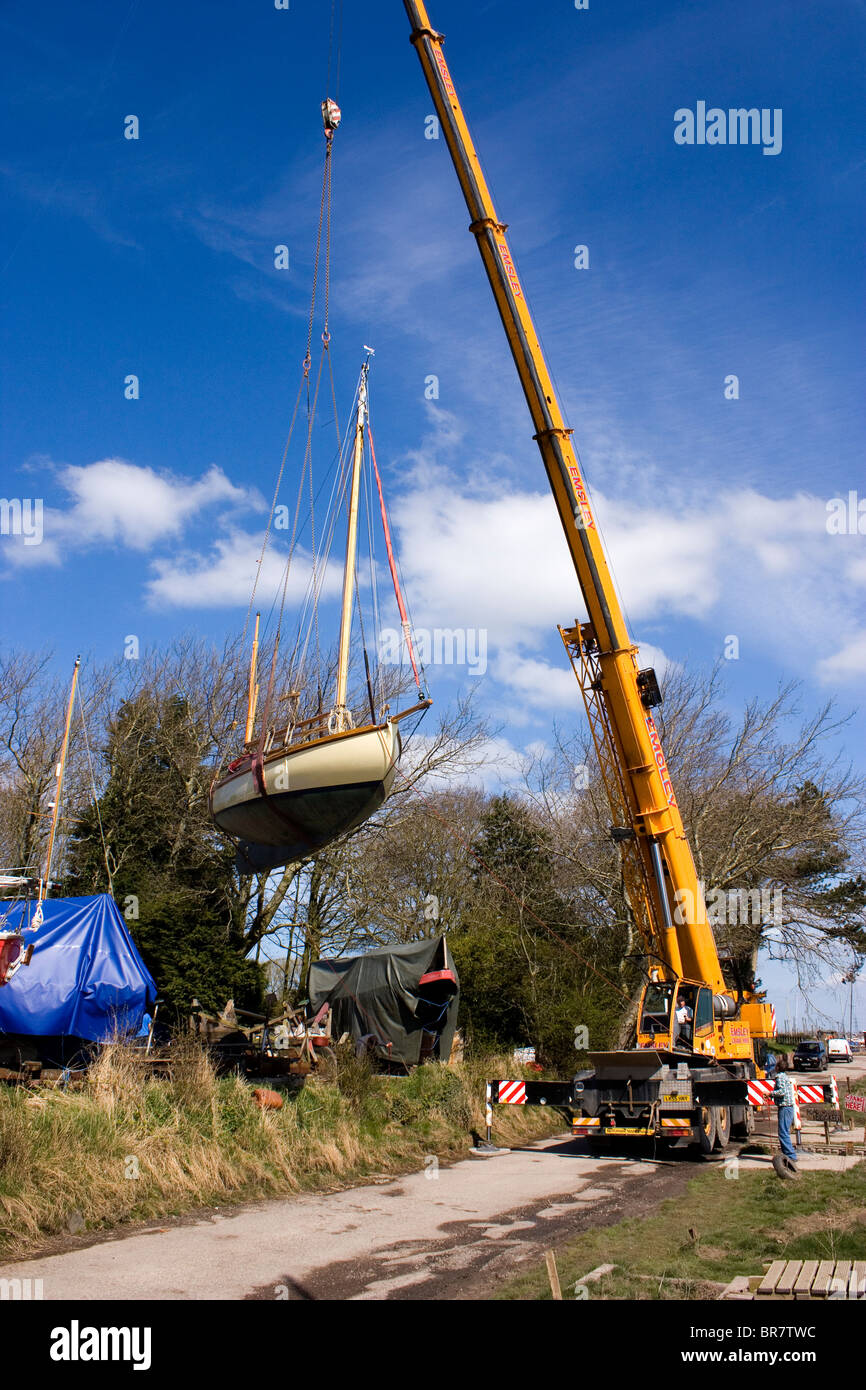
[827,1037,853,1063]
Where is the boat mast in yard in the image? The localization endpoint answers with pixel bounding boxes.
[0,654,80,985]
[40,655,81,909]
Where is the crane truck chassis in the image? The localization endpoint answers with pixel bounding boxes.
[489,1057,755,1156]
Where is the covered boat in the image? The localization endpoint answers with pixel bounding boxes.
[309,935,459,1067]
[0,894,156,1043]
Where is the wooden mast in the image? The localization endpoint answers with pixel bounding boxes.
[332,357,370,732]
[244,612,260,745]
[40,655,81,906]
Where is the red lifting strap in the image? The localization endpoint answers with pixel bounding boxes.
[367,420,423,693]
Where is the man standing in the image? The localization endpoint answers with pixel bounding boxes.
[772,1067,798,1169]
[673,996,694,1050]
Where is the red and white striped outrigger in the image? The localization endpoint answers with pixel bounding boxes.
[495,1080,526,1105]
[748,1077,840,1108]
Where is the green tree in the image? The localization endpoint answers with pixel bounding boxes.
[68,689,263,1019]
[450,795,624,1068]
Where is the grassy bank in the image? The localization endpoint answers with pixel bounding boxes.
[497,1160,866,1300]
[0,1043,559,1262]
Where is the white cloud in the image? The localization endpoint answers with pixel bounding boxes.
[817,632,866,682]
[392,468,724,648]
[2,459,253,569]
[493,651,578,711]
[389,466,865,687]
[146,531,344,610]
[56,459,246,550]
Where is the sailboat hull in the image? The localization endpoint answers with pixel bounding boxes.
[211,722,400,871]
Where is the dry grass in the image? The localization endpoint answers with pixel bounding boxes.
[0,1045,559,1261]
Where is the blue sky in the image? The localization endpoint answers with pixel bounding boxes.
[1,0,864,1028]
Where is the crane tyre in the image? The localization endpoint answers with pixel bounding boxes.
[773,1154,800,1181]
[714,1105,732,1150]
[697,1105,717,1156]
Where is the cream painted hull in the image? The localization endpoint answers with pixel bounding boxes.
[211,722,400,871]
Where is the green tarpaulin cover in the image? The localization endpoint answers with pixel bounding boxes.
[309,935,459,1066]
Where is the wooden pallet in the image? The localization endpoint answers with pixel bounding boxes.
[721,1259,866,1300]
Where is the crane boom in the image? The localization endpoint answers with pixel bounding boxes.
[403,0,733,1003]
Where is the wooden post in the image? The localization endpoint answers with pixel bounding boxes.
[545,1250,563,1301]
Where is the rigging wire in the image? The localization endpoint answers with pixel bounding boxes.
[242,375,306,652]
[362,431,384,714]
[259,344,329,747]
[287,384,358,695]
[252,89,343,742]
[367,419,425,696]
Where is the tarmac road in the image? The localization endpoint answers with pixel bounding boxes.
[0,1135,699,1301]
[788,1052,866,1085]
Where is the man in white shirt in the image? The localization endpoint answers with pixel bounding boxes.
[673,997,694,1049]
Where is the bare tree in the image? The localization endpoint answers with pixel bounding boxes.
[527,663,866,991]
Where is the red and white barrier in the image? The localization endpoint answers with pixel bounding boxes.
[496,1080,526,1105]
[797,1084,824,1105]
[748,1079,774,1106]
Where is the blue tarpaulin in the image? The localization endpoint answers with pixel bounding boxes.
[0,894,157,1041]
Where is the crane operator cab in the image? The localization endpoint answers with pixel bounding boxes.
[638,980,715,1054]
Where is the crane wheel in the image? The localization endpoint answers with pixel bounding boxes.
[697,1105,717,1156]
[713,1105,731,1150]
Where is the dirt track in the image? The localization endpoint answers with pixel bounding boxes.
[3,1056,861,1301]
[0,1135,697,1301]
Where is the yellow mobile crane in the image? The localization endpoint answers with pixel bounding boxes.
[404,1,776,1152]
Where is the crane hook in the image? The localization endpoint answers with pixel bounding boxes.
[321,98,342,140]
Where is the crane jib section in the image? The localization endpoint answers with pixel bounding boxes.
[404,0,731,1002]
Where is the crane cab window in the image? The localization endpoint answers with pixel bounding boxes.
[640,983,674,1036]
[694,988,714,1037]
